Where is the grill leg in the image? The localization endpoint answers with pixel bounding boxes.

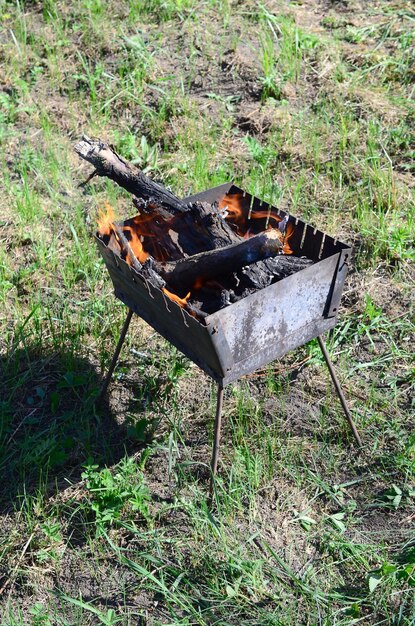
[97,308,134,403]
[209,384,224,497]
[317,335,362,447]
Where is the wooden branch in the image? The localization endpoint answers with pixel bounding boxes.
[158,230,283,295]
[75,135,241,255]
[113,224,142,273]
[75,135,186,217]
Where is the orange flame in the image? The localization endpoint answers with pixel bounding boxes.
[130,214,171,262]
[250,210,281,225]
[282,222,294,255]
[219,193,246,231]
[97,201,117,236]
[162,287,191,307]
[220,193,282,227]
[97,202,149,264]
[219,193,294,253]
[123,225,149,264]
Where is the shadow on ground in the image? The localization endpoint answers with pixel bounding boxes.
[0,343,145,513]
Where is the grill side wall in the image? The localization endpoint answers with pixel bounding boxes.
[206,253,340,385]
[96,238,229,383]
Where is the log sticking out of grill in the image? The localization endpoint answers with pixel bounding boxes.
[75,135,313,319]
[75,135,241,256]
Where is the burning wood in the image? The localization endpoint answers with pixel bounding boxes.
[158,230,283,296]
[75,135,241,258]
[112,224,142,273]
[75,135,313,320]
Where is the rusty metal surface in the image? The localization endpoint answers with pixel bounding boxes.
[325,247,352,318]
[205,253,339,384]
[96,237,228,382]
[183,182,234,205]
[97,184,352,386]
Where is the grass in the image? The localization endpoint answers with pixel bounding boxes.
[0,0,414,624]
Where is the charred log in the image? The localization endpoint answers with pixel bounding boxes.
[75,135,186,217]
[236,255,313,292]
[157,230,283,296]
[75,136,241,256]
[187,256,313,313]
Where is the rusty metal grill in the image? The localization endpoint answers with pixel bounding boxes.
[96,182,361,492]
